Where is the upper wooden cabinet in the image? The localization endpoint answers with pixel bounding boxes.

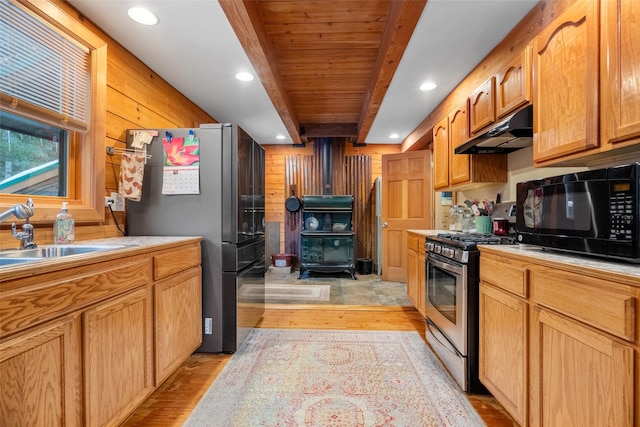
[469,46,531,136]
[433,101,507,191]
[601,0,640,148]
[532,0,599,165]
[469,77,496,135]
[449,101,471,186]
[433,116,449,189]
[496,45,532,119]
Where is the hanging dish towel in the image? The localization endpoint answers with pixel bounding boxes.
[119,153,146,202]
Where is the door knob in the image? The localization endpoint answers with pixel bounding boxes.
[382,222,388,228]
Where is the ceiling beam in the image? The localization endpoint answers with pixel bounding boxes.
[356,0,427,143]
[299,123,358,138]
[219,0,302,144]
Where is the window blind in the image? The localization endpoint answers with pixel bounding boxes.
[0,0,90,130]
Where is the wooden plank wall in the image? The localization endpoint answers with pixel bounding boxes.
[283,153,313,256]
[46,1,216,242]
[344,155,372,262]
[265,141,401,260]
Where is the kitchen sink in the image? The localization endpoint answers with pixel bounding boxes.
[0,244,127,266]
[0,257,38,266]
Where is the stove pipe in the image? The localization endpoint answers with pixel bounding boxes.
[319,137,332,194]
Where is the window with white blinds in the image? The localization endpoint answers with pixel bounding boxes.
[0,0,90,131]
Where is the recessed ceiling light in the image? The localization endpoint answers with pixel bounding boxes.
[419,82,437,91]
[276,134,286,140]
[127,7,158,25]
[389,133,400,139]
[235,72,254,82]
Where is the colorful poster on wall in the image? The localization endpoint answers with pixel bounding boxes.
[161,135,200,194]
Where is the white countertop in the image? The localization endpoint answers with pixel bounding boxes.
[404,229,639,282]
[81,235,201,247]
[479,244,640,281]
[0,236,201,281]
[406,229,450,236]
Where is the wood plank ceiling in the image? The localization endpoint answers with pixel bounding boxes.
[219,0,426,144]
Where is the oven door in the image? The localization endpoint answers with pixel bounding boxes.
[425,251,468,355]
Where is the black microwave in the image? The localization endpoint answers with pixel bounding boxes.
[515,163,639,263]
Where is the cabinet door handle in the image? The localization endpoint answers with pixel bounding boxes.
[382,222,388,228]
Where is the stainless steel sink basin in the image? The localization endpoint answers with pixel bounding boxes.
[0,244,127,266]
[0,257,37,266]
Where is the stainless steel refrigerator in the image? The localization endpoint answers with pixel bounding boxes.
[126,123,265,353]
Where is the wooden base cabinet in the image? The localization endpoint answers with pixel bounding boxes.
[531,308,634,427]
[155,266,202,384]
[478,247,638,427]
[0,239,202,427]
[479,253,530,426]
[406,232,426,316]
[479,283,528,426]
[0,315,82,427]
[530,265,636,427]
[84,287,154,427]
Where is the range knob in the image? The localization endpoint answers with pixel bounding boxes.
[434,244,442,254]
[441,247,455,258]
[426,242,435,252]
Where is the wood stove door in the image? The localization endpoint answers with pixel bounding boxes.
[299,232,355,279]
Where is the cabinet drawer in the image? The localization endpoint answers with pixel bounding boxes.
[407,233,424,253]
[533,269,635,342]
[153,242,201,280]
[0,256,151,338]
[480,254,529,298]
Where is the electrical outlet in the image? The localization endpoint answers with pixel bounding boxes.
[105,192,125,211]
[110,192,125,211]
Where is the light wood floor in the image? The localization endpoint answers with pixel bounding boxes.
[123,305,517,426]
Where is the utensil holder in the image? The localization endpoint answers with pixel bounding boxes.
[475,216,492,234]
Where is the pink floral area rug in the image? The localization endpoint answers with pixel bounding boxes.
[183,329,485,427]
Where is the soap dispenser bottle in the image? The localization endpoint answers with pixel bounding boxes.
[54,202,74,244]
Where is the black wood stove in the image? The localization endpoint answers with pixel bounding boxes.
[298,195,356,279]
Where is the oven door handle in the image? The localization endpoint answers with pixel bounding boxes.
[427,254,464,276]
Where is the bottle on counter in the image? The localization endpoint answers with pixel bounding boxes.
[54,202,74,244]
[448,205,467,231]
[462,213,476,233]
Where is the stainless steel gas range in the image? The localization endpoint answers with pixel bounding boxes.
[424,232,516,393]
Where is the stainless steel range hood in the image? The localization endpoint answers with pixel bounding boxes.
[455,105,533,154]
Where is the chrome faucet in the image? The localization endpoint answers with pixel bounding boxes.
[1,199,37,249]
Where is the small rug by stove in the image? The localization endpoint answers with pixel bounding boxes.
[183,329,485,427]
[240,284,331,302]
